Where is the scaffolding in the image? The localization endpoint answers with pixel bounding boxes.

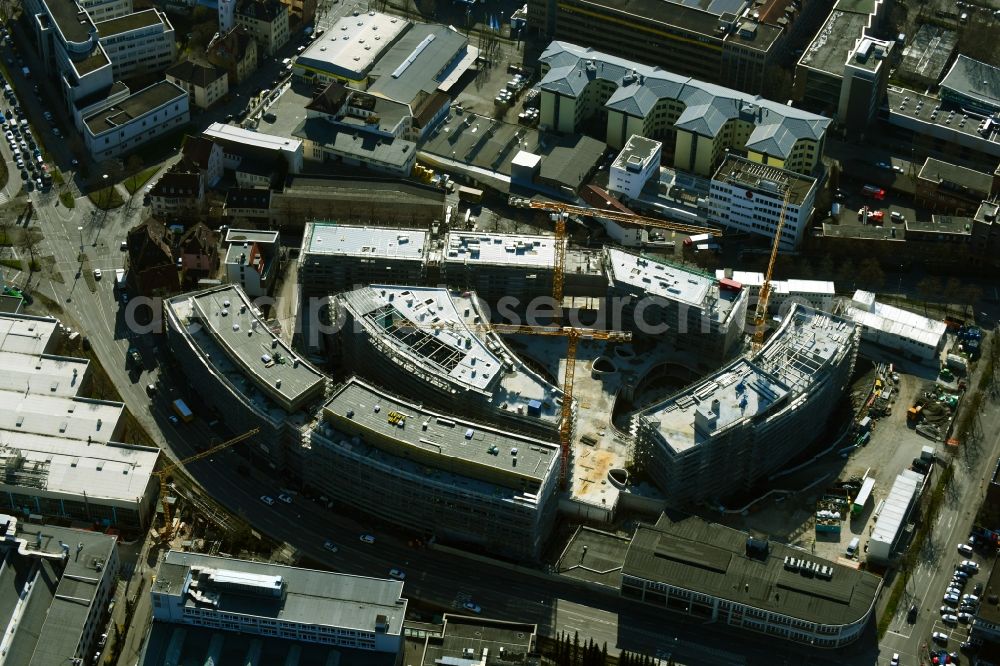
[0,448,49,490]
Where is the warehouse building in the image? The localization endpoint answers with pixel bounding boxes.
[293,11,409,87]
[526,0,792,94]
[0,514,121,665]
[307,377,560,561]
[715,269,835,314]
[867,469,924,562]
[538,41,830,176]
[332,285,563,441]
[203,122,304,173]
[845,290,947,364]
[632,305,858,505]
[604,248,748,367]
[441,231,558,304]
[708,155,819,249]
[297,223,429,297]
[145,551,406,664]
[164,285,328,472]
[621,513,882,647]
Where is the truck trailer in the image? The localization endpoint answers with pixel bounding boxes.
[172,399,194,423]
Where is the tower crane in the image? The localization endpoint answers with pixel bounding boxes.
[751,187,793,354]
[510,198,722,307]
[155,427,260,541]
[423,320,631,489]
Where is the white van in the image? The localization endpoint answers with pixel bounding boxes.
[846,537,860,557]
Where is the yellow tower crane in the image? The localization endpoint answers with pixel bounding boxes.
[424,321,631,489]
[510,198,722,306]
[155,427,260,541]
[751,187,793,354]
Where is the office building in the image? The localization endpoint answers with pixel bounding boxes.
[441,231,558,304]
[845,290,947,364]
[307,377,560,560]
[897,25,957,89]
[83,80,189,160]
[416,615,538,665]
[915,157,998,215]
[836,36,893,133]
[164,285,328,471]
[332,285,563,441]
[608,135,662,201]
[235,0,289,56]
[632,305,858,505]
[715,269,835,314]
[621,513,881,647]
[940,55,1000,116]
[539,42,830,176]
[794,0,888,120]
[526,0,790,94]
[145,551,406,663]
[203,122,304,172]
[166,60,229,110]
[293,11,409,87]
[224,229,281,298]
[707,155,819,250]
[604,248,748,366]
[95,8,176,81]
[297,222,429,297]
[0,515,120,665]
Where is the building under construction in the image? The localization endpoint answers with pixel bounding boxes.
[330,285,564,441]
[632,305,859,505]
[305,376,560,561]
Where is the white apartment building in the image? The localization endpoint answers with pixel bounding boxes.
[608,135,662,201]
[78,0,131,22]
[152,551,407,654]
[224,229,280,297]
[83,80,189,160]
[707,155,818,250]
[95,8,175,80]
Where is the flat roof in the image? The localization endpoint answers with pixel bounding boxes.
[324,377,559,486]
[442,232,556,269]
[84,81,186,136]
[870,470,921,547]
[798,6,873,77]
[367,24,469,105]
[0,315,58,355]
[172,285,325,412]
[564,0,742,38]
[0,352,89,397]
[419,616,538,666]
[155,551,407,634]
[917,157,993,195]
[637,306,856,453]
[612,135,661,171]
[203,122,302,154]
[0,517,119,666]
[847,37,891,74]
[338,286,562,421]
[622,513,882,626]
[303,222,427,260]
[898,24,957,84]
[45,0,96,44]
[225,229,280,245]
[605,248,732,314]
[885,87,1000,149]
[846,290,946,348]
[72,45,110,76]
[0,436,157,502]
[297,11,409,80]
[95,8,163,36]
[712,155,816,206]
[714,271,836,297]
[292,118,416,168]
[0,392,123,443]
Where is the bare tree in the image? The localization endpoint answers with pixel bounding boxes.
[16,228,43,271]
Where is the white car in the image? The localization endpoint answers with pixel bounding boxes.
[962,594,980,603]
[943,613,959,625]
[890,654,899,666]
[260,495,275,506]
[960,559,979,571]
[932,631,949,644]
[322,540,338,553]
[944,593,960,605]
[463,602,481,614]
[388,568,405,580]
[277,493,293,504]
[93,268,102,279]
[958,543,974,556]
[359,534,375,544]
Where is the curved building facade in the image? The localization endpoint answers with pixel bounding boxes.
[632,304,858,505]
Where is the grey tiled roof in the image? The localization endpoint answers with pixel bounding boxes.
[540,41,830,160]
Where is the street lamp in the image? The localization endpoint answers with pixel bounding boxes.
[101,174,109,210]
[78,226,83,253]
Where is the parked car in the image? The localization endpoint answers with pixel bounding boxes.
[933,631,949,644]
[944,593,960,605]
[942,614,959,625]
[962,594,979,603]
[958,613,974,624]
[960,560,979,573]
[93,268,102,279]
[974,583,984,596]
[958,543,974,556]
